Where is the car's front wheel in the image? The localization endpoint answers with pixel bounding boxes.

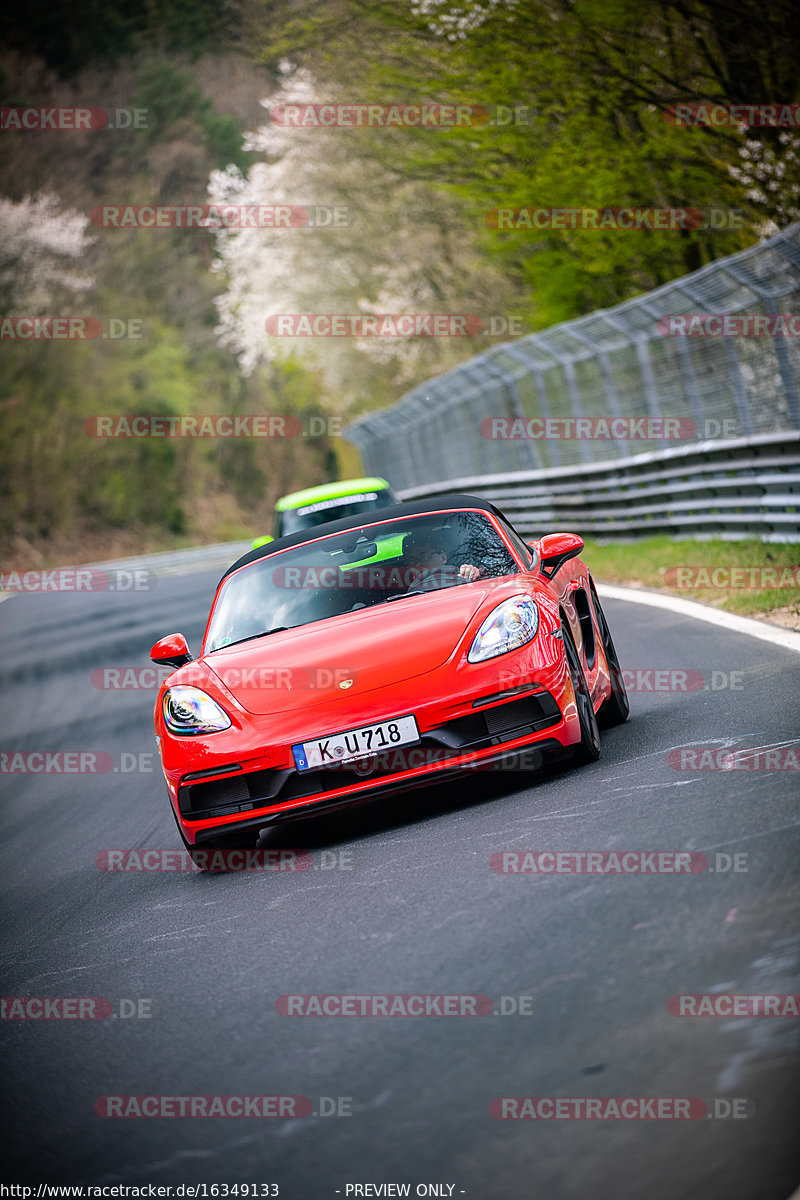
[590,582,630,728]
[562,620,601,764]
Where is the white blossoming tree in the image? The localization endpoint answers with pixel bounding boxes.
[210,67,524,415]
[0,194,93,316]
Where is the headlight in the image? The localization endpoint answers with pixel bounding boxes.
[468,596,539,663]
[162,687,231,735]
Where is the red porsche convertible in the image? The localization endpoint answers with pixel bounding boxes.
[150,495,629,849]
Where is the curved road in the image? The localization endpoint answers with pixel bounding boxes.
[1,563,799,1199]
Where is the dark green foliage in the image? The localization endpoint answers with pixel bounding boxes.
[0,0,243,75]
[131,60,253,169]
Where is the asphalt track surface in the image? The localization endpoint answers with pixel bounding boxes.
[1,564,799,1199]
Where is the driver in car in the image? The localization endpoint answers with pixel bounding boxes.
[401,531,480,591]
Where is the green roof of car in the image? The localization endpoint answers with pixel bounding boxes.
[274,477,392,512]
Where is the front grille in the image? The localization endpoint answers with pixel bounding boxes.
[178,774,250,817]
[178,767,293,818]
[179,690,561,821]
[484,696,547,736]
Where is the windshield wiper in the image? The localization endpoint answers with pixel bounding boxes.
[382,590,427,603]
[219,626,290,648]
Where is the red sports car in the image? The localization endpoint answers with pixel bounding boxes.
[150,496,629,850]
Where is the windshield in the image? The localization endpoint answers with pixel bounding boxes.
[206,511,519,652]
[277,489,395,537]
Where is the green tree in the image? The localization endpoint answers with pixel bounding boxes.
[255,0,799,325]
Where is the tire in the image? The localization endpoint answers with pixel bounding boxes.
[590,583,630,728]
[562,620,601,764]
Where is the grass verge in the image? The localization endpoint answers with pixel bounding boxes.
[582,537,800,629]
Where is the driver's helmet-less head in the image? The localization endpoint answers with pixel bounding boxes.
[401,529,449,566]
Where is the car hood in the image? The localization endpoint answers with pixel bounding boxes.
[200,583,499,715]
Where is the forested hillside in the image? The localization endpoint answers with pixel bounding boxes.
[1,6,339,565]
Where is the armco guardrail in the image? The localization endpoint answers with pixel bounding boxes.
[345,223,800,540]
[396,432,800,542]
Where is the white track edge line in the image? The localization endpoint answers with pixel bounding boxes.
[596,583,800,655]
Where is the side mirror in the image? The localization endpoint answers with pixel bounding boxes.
[150,633,193,669]
[252,534,274,550]
[537,533,585,580]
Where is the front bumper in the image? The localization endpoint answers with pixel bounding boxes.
[193,735,568,844]
[166,687,574,845]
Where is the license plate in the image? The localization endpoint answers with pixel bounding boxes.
[292,715,420,772]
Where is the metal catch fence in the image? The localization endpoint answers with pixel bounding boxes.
[345,223,800,539]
